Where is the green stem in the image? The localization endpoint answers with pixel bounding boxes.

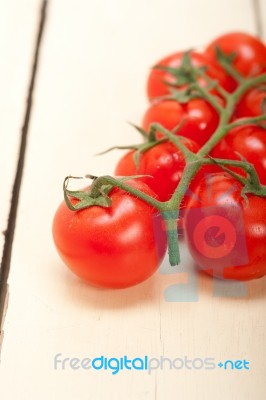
[215,84,230,100]
[89,175,163,210]
[97,145,139,155]
[197,74,266,157]
[233,73,266,101]
[97,73,266,265]
[191,82,224,113]
[168,162,200,207]
[225,114,266,129]
[219,60,244,84]
[64,67,266,267]
[112,73,266,264]
[197,122,228,157]
[198,157,266,196]
[150,123,198,162]
[161,211,180,266]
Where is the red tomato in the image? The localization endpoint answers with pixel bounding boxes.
[184,173,266,281]
[147,50,234,100]
[206,32,266,78]
[142,98,219,146]
[211,125,266,184]
[53,180,166,288]
[115,139,200,202]
[235,87,266,117]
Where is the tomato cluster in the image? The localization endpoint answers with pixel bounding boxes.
[53,32,266,288]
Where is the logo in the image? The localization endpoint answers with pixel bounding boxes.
[151,176,249,301]
[185,204,248,278]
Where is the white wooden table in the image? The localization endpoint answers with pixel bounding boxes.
[0,1,265,399]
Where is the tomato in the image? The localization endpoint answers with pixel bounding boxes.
[147,50,234,100]
[115,139,200,202]
[205,32,266,78]
[235,87,266,117]
[211,125,266,184]
[142,98,220,146]
[53,180,167,288]
[184,173,266,280]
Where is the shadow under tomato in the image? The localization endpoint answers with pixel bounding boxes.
[55,247,266,310]
[58,261,163,311]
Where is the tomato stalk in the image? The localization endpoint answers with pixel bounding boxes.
[224,114,266,129]
[161,211,180,265]
[189,82,224,113]
[142,68,266,263]
[193,74,266,156]
[154,50,207,88]
[203,158,266,197]
[89,175,163,209]
[149,124,198,162]
[64,174,163,211]
[63,57,266,267]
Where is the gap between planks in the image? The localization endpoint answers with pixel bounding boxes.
[0,0,48,349]
[253,0,264,38]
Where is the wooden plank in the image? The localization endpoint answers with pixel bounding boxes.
[0,0,44,338]
[0,0,265,399]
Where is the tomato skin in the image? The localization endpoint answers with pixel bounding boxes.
[147,51,234,100]
[205,32,266,78]
[142,98,219,146]
[115,139,200,202]
[53,180,166,289]
[235,87,266,118]
[184,173,266,281]
[211,125,266,184]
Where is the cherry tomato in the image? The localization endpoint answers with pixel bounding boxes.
[206,32,266,78]
[235,87,266,117]
[184,173,266,281]
[53,180,166,288]
[142,98,219,146]
[211,125,266,184]
[115,139,200,202]
[147,50,234,100]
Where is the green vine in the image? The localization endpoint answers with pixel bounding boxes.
[63,53,266,267]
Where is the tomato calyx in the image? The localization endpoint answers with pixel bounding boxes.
[154,51,207,87]
[153,53,226,114]
[214,46,243,84]
[156,87,199,104]
[157,82,221,105]
[63,175,113,210]
[63,174,162,212]
[153,50,231,105]
[215,46,237,65]
[99,123,172,169]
